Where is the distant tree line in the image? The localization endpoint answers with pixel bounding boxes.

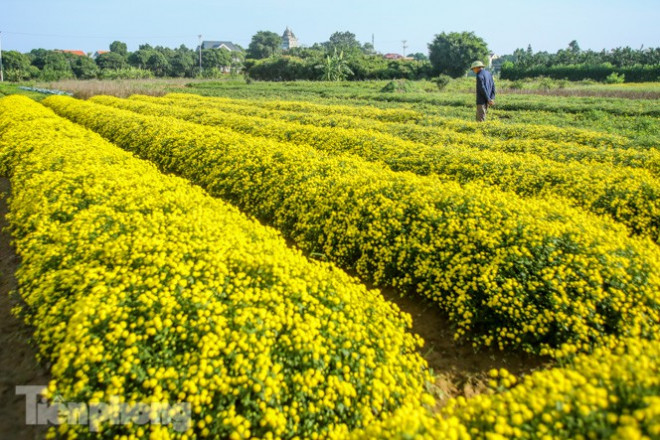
[500,41,660,82]
[244,30,493,82]
[243,31,435,81]
[1,40,243,81]
[4,33,658,83]
[1,31,485,83]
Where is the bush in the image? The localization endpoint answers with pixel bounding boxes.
[380,79,420,93]
[444,338,660,439]
[244,55,432,82]
[433,74,452,91]
[38,67,74,81]
[538,77,555,90]
[355,338,660,439]
[509,79,524,90]
[605,71,626,84]
[246,56,317,81]
[4,68,37,82]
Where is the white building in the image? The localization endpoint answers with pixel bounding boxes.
[281,27,299,51]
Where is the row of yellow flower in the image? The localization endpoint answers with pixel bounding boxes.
[0,95,433,439]
[90,94,660,242]
[168,93,631,150]
[185,94,425,124]
[351,338,660,439]
[149,93,654,172]
[422,114,633,149]
[44,95,660,358]
[6,94,660,439]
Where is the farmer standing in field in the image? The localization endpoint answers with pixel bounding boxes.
[471,60,496,122]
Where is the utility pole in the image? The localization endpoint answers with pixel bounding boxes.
[402,40,408,58]
[0,31,4,82]
[198,34,202,71]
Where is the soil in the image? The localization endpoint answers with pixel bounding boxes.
[0,178,50,440]
[381,288,551,408]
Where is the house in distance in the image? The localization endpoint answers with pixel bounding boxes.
[200,41,243,52]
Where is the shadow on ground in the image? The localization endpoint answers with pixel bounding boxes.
[0,177,50,440]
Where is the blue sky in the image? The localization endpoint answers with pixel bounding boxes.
[1,0,658,56]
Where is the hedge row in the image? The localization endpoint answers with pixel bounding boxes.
[352,338,660,439]
[136,94,654,171]
[179,93,424,123]
[45,95,660,357]
[91,94,660,242]
[501,63,660,83]
[0,95,432,439]
[158,93,634,150]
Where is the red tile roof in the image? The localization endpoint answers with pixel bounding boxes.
[58,50,87,56]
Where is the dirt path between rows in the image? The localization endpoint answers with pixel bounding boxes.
[381,288,550,407]
[0,177,50,440]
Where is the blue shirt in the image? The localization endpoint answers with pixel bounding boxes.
[476,69,496,105]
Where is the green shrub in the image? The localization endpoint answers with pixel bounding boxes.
[509,80,524,90]
[380,79,420,93]
[605,71,626,84]
[434,74,452,91]
[538,77,555,90]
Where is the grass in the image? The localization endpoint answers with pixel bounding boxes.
[3,77,659,145]
[0,83,48,100]
[31,78,213,99]
[5,75,660,100]
[440,77,660,98]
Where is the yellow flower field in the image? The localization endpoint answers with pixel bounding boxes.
[352,338,660,439]
[134,93,641,159]
[0,95,432,439]
[43,95,660,357]
[87,94,660,242]
[1,92,658,440]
